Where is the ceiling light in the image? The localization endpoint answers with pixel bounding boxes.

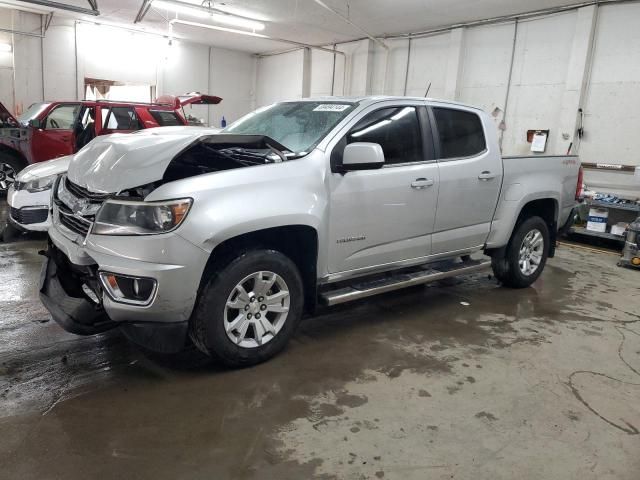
[153,0,265,31]
[0,43,12,53]
[171,19,268,38]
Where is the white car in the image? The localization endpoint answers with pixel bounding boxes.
[5,156,70,236]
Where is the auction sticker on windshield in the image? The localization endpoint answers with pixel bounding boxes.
[313,104,351,112]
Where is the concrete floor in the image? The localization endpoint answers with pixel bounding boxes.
[0,205,639,479]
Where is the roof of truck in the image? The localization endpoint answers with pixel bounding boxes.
[295,95,484,111]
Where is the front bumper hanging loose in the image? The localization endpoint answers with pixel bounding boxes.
[39,247,190,353]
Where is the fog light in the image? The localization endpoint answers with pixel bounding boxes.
[632,257,640,266]
[99,272,157,306]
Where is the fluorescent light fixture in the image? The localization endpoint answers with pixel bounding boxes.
[0,43,12,53]
[171,19,269,38]
[153,0,265,31]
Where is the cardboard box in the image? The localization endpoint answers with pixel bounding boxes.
[587,207,608,233]
[611,223,627,236]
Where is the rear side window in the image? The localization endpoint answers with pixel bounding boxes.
[103,107,142,130]
[433,107,486,159]
[347,107,423,165]
[149,110,183,126]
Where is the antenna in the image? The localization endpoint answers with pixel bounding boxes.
[424,82,432,98]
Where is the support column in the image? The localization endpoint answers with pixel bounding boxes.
[554,5,598,154]
[444,28,464,100]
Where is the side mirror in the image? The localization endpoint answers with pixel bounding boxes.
[29,118,42,129]
[342,142,385,171]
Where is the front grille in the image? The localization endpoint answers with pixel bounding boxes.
[65,178,111,202]
[57,203,92,236]
[53,176,112,237]
[10,207,48,225]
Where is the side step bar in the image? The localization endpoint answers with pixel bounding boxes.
[320,260,492,306]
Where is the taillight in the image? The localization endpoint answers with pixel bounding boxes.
[575,165,584,201]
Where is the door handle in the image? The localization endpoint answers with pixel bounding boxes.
[478,171,496,181]
[411,178,434,189]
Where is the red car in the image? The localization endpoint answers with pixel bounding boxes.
[0,94,221,192]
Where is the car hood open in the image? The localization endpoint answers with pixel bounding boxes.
[66,127,286,194]
[67,127,219,193]
[0,102,20,128]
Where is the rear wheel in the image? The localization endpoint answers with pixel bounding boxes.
[0,153,25,194]
[491,216,549,288]
[190,250,304,367]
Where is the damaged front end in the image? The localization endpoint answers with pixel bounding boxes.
[39,242,115,336]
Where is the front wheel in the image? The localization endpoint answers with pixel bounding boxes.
[190,249,304,368]
[491,216,550,288]
[0,153,25,194]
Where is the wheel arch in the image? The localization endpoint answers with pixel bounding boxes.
[198,224,319,314]
[487,196,559,258]
[0,144,28,168]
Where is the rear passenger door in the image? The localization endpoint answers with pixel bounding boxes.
[430,106,502,255]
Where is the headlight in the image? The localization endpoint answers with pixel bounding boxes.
[92,198,192,236]
[23,174,56,193]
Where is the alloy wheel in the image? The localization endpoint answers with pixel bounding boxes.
[518,229,544,276]
[223,270,290,348]
[0,162,16,192]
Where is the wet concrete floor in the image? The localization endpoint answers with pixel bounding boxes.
[0,207,639,478]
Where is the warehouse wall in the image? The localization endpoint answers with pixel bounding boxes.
[255,49,305,106]
[1,12,256,127]
[255,2,640,179]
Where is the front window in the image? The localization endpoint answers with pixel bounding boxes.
[44,104,81,130]
[224,101,357,154]
[17,102,51,126]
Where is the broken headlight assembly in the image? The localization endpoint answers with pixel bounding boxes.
[92,198,192,236]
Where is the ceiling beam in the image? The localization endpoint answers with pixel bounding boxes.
[311,0,388,50]
[134,0,152,23]
[12,0,99,16]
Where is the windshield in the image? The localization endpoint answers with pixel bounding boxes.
[17,102,51,126]
[223,101,357,154]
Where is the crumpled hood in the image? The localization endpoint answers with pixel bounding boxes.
[67,127,220,193]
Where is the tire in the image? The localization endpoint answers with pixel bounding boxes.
[0,152,26,195]
[190,249,304,368]
[1,222,23,243]
[491,216,550,288]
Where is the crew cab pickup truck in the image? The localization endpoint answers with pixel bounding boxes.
[39,97,581,367]
[0,94,221,192]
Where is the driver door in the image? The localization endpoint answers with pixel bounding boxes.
[30,103,80,162]
[327,103,439,276]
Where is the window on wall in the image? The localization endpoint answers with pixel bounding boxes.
[433,107,486,159]
[347,107,423,165]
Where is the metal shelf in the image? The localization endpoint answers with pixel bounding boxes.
[570,226,625,242]
[587,199,640,212]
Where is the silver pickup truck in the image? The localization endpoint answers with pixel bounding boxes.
[40,97,582,366]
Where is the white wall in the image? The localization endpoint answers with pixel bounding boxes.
[2,12,256,127]
[580,2,640,167]
[0,8,14,111]
[210,46,257,126]
[256,49,304,106]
